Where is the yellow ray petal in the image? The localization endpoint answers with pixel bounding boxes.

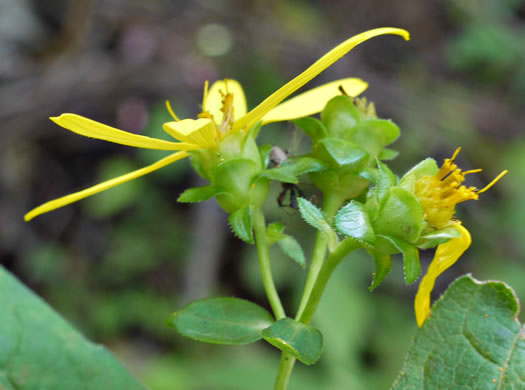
[206,79,248,124]
[233,27,410,132]
[51,114,198,151]
[260,78,368,124]
[24,151,188,221]
[163,118,217,149]
[414,224,472,327]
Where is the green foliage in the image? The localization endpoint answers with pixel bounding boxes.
[379,235,420,284]
[335,201,376,246]
[228,206,254,244]
[392,275,525,389]
[177,185,224,203]
[266,222,306,267]
[0,266,146,390]
[262,318,323,365]
[297,197,338,251]
[277,235,306,268]
[366,250,392,291]
[373,187,424,243]
[168,297,274,345]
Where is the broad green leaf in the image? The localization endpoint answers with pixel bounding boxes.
[375,187,424,243]
[376,160,398,205]
[392,275,525,390]
[318,138,369,168]
[293,117,328,140]
[168,297,274,345]
[297,197,338,251]
[378,148,399,161]
[259,167,298,184]
[335,201,375,246]
[277,235,306,268]
[0,266,147,390]
[379,235,421,284]
[177,185,224,203]
[228,206,254,244]
[417,226,462,249]
[262,318,323,365]
[367,250,392,291]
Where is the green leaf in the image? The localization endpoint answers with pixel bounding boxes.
[321,95,360,138]
[277,235,306,268]
[416,226,462,249]
[259,144,273,168]
[378,148,399,161]
[319,138,369,168]
[293,117,328,140]
[259,167,298,184]
[376,160,398,205]
[399,157,438,186]
[353,118,400,147]
[297,197,338,251]
[266,221,285,244]
[0,266,147,390]
[228,206,254,244]
[285,157,327,176]
[375,187,424,243]
[335,201,375,245]
[262,318,323,365]
[168,297,274,345]
[177,185,224,203]
[379,235,421,284]
[367,250,392,291]
[392,275,525,390]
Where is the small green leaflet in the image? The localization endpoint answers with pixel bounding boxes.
[297,197,338,251]
[262,318,323,365]
[228,206,254,244]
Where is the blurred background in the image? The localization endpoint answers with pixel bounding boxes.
[1,0,524,389]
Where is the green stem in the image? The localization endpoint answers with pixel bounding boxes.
[298,238,360,324]
[274,193,346,390]
[253,208,286,320]
[295,192,345,320]
[274,352,296,390]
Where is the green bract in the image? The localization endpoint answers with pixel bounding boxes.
[295,95,401,200]
[334,158,461,290]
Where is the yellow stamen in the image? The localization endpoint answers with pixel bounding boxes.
[477,170,508,194]
[414,148,507,229]
[165,100,180,121]
[202,80,210,112]
[463,169,482,175]
[450,146,461,161]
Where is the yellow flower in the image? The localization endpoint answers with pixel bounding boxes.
[414,148,508,327]
[24,27,410,222]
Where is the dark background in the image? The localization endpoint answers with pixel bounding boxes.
[1,0,524,389]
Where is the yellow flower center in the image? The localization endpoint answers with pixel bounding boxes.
[414,147,507,229]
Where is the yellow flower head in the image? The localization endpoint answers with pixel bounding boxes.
[414,147,508,230]
[24,27,410,222]
[414,148,507,327]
